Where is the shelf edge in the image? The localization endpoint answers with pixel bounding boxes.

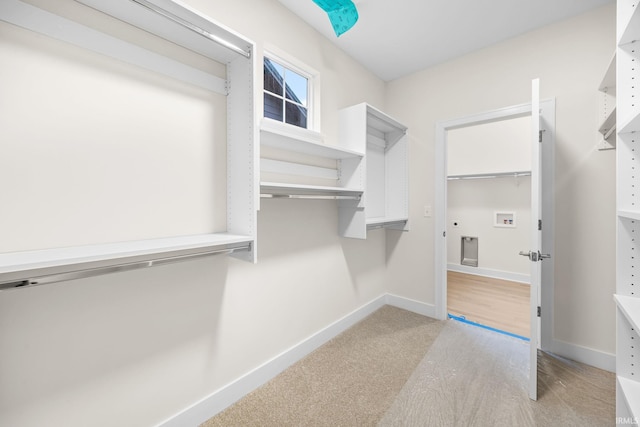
[618,376,640,420]
[0,233,254,288]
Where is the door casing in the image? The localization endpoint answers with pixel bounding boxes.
[434,99,556,353]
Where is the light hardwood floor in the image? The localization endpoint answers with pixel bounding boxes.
[447,270,530,338]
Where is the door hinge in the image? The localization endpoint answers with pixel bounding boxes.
[443,231,446,237]
[538,219,542,231]
[537,306,541,317]
[539,129,545,143]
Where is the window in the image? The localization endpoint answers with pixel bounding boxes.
[264,56,309,129]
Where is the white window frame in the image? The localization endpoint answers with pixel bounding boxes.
[263,47,321,132]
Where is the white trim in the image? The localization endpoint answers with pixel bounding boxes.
[262,45,321,132]
[447,263,530,285]
[385,294,437,318]
[549,339,615,373]
[156,295,388,427]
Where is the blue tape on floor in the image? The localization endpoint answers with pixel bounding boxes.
[447,313,530,342]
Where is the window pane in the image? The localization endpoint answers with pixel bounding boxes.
[264,93,283,121]
[284,70,308,106]
[264,58,284,96]
[285,101,307,128]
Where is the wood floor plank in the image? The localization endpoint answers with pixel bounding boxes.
[447,271,530,337]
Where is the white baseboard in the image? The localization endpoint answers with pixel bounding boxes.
[157,294,389,427]
[385,294,436,318]
[447,263,530,284]
[548,339,615,373]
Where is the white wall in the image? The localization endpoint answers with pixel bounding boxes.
[386,4,616,359]
[447,177,531,278]
[446,115,531,279]
[0,16,227,252]
[447,116,532,176]
[0,1,388,426]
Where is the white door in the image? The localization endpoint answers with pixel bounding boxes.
[521,78,546,401]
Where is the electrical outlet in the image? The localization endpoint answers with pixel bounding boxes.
[423,205,432,217]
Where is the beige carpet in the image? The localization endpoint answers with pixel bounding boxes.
[202,306,615,427]
[202,306,444,426]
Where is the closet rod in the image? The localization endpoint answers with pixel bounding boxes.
[0,244,251,291]
[447,171,531,180]
[261,194,361,201]
[129,0,251,58]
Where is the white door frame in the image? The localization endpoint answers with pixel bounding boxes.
[434,99,555,351]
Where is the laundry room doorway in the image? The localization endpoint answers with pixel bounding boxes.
[435,81,555,400]
[446,114,532,339]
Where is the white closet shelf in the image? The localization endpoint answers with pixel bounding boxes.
[0,0,249,94]
[618,210,640,221]
[0,233,253,288]
[448,171,531,180]
[599,53,616,91]
[366,105,407,134]
[261,120,364,159]
[615,294,640,331]
[619,2,640,46]
[261,182,363,197]
[618,377,640,420]
[618,111,640,135]
[366,217,408,226]
[599,107,617,135]
[75,0,252,62]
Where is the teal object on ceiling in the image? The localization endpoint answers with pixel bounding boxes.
[312,0,359,37]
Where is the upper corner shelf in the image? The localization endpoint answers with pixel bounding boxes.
[366,104,407,140]
[260,119,364,159]
[618,0,640,46]
[615,294,640,331]
[75,0,252,62]
[617,210,640,221]
[1,0,254,94]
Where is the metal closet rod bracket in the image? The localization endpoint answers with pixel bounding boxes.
[0,243,251,292]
